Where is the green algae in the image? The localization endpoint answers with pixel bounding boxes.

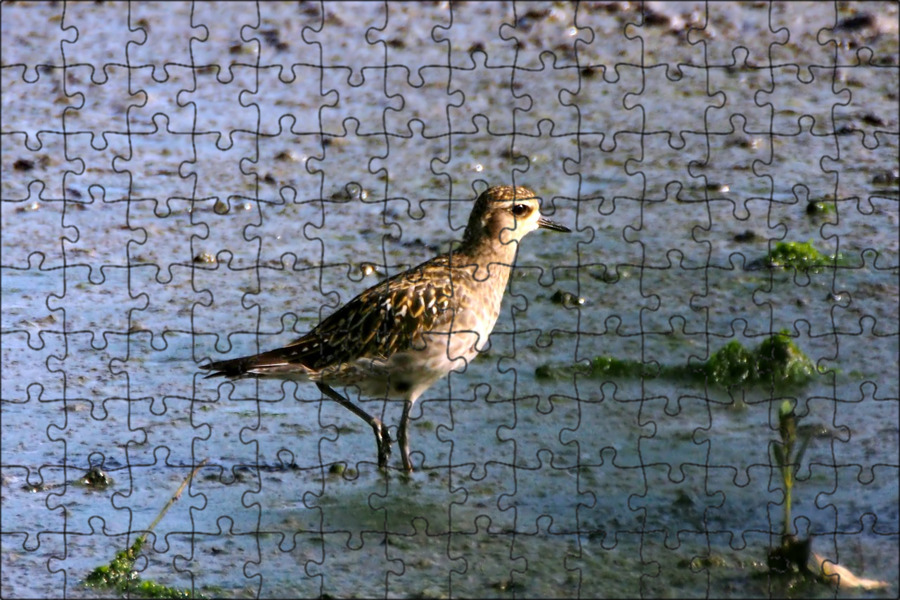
[536,330,815,389]
[750,331,816,386]
[536,355,667,380]
[704,341,756,386]
[84,536,195,599]
[588,355,660,379]
[84,537,143,589]
[766,241,834,271]
[83,460,207,598]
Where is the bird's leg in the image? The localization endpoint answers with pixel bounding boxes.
[316,382,392,470]
[398,399,413,472]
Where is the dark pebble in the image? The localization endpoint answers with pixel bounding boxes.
[551,289,585,308]
[871,170,899,185]
[643,10,670,27]
[835,14,874,31]
[193,252,215,264]
[260,29,281,45]
[861,113,885,126]
[83,466,112,489]
[806,201,824,215]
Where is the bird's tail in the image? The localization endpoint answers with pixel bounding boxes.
[199,355,256,379]
[199,347,314,380]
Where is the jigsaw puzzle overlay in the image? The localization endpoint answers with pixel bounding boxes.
[1,1,897,597]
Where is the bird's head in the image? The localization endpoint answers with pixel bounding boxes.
[463,185,571,248]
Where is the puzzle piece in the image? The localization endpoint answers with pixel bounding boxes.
[2,2,897,597]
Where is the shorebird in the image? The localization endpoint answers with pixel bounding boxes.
[201,185,570,471]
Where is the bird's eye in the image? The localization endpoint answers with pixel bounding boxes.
[512,204,530,217]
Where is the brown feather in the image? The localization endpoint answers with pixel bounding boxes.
[201,254,465,377]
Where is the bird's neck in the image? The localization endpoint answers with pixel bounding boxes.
[451,235,518,282]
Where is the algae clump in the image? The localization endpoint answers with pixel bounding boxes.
[84,536,196,598]
[537,330,815,389]
[767,241,832,271]
[84,460,207,598]
[706,330,814,387]
[704,340,756,386]
[535,356,660,381]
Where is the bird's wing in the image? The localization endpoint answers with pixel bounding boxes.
[287,255,459,369]
[202,255,462,378]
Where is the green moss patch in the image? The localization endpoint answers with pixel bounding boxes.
[84,460,207,598]
[537,331,815,389]
[84,536,196,599]
[766,241,834,271]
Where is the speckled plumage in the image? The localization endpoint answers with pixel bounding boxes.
[201,185,570,471]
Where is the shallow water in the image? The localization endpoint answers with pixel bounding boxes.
[2,1,898,598]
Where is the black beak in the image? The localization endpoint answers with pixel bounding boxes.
[538,216,571,233]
